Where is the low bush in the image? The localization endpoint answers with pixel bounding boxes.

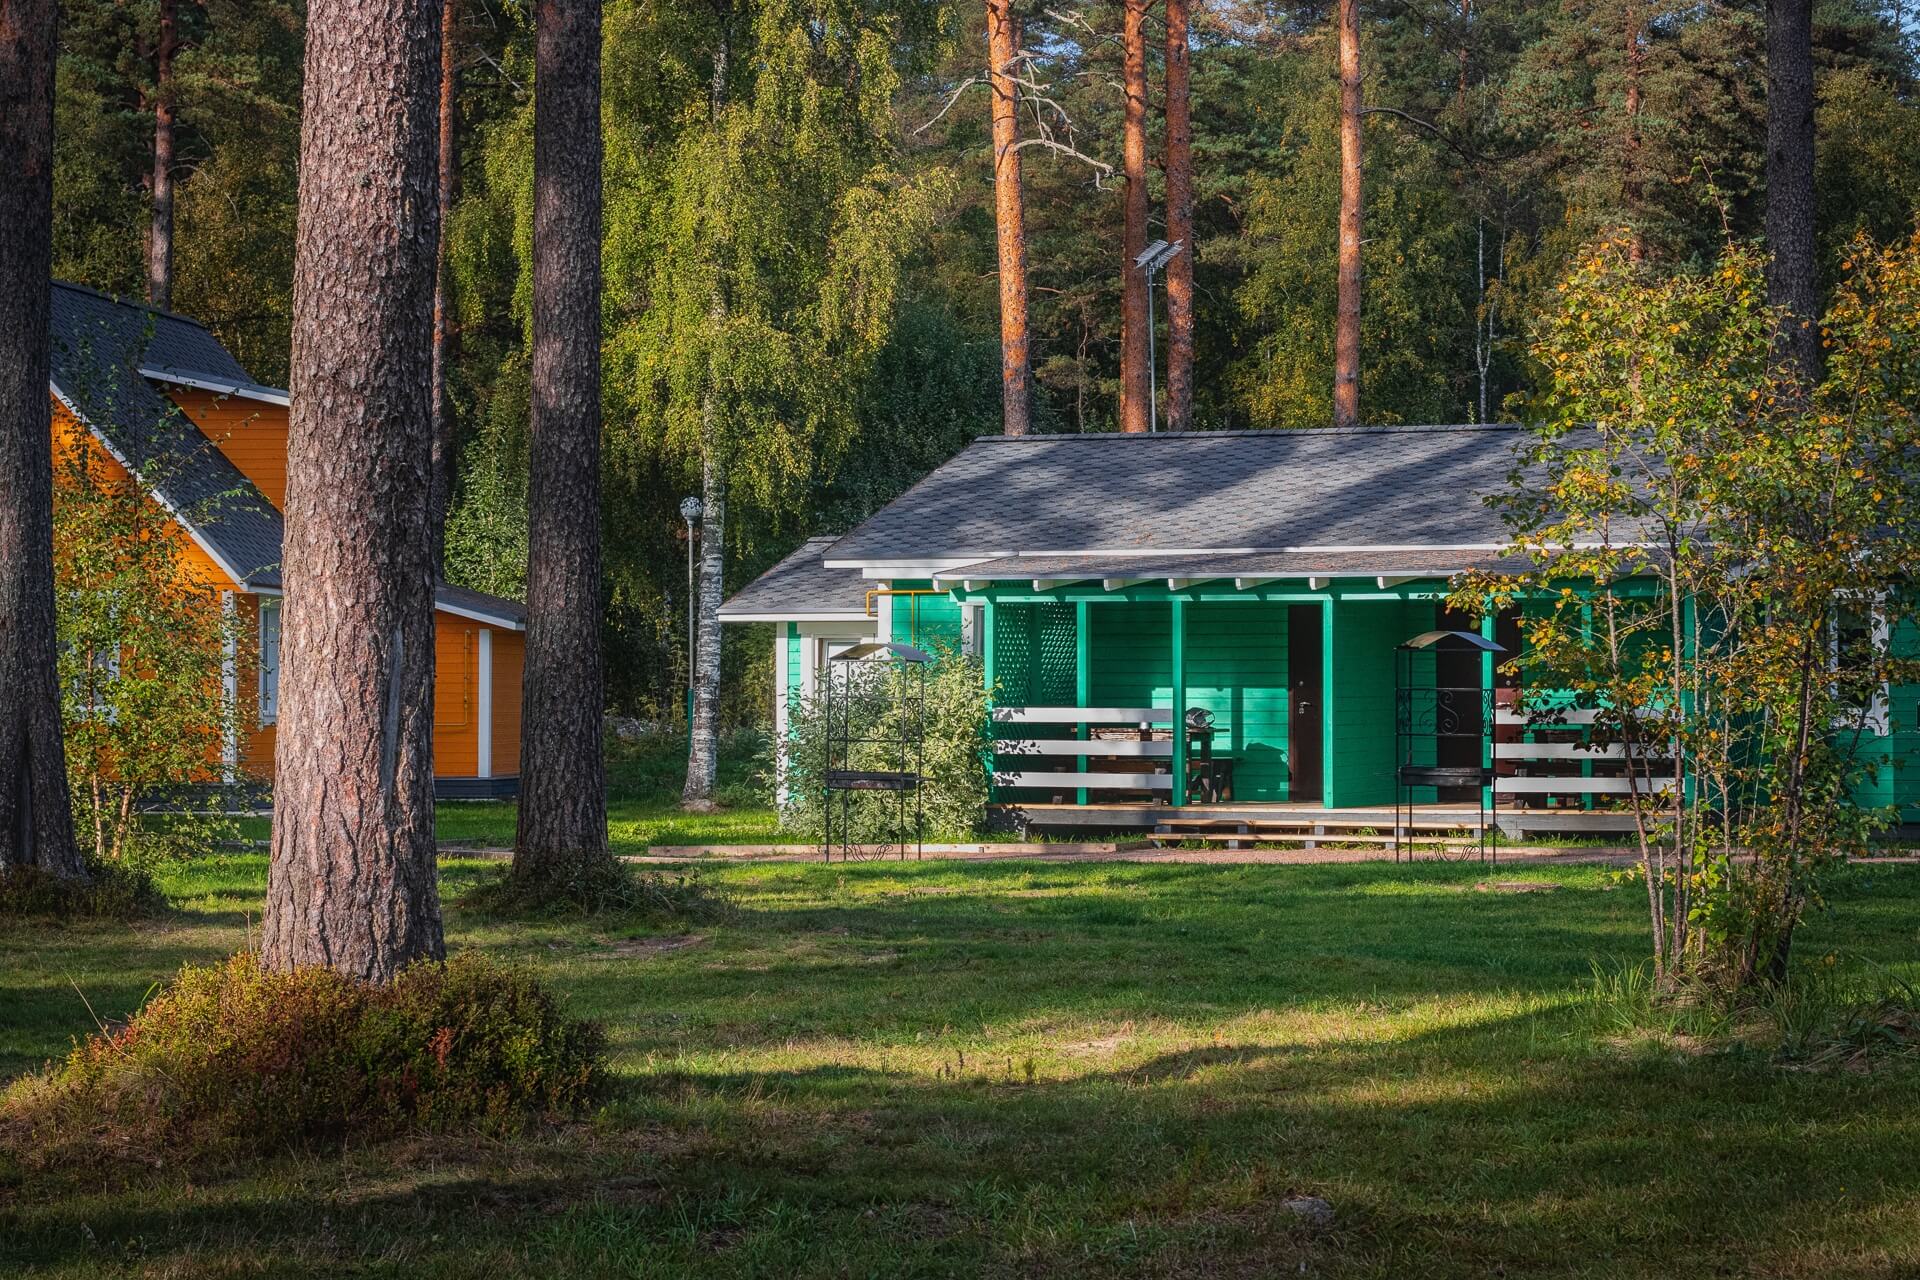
[461,860,736,920]
[1,950,606,1164]
[0,860,166,922]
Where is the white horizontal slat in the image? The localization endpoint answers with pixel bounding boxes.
[995,771,1173,790]
[1498,776,1675,795]
[992,706,1172,725]
[1496,707,1602,726]
[1494,741,1653,761]
[995,739,1172,757]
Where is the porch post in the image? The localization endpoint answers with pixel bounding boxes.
[1321,597,1335,807]
[1171,596,1187,806]
[1480,610,1495,813]
[982,598,997,803]
[1076,600,1090,806]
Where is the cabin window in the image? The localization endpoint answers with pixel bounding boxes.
[1829,596,1889,735]
[68,643,120,720]
[259,599,282,725]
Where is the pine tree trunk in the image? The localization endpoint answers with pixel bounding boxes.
[147,0,177,311]
[1118,0,1152,434]
[1624,1,1645,263]
[0,0,83,882]
[428,0,459,573]
[513,0,609,890]
[682,454,725,810]
[262,0,446,982]
[1765,0,1819,378]
[1334,0,1363,429]
[986,0,1031,437]
[1163,0,1195,432]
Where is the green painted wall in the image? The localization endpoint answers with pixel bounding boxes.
[1325,599,1432,808]
[889,580,963,652]
[1184,602,1291,801]
[1089,602,1172,710]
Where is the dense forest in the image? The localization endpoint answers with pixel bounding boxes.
[48,0,1920,720]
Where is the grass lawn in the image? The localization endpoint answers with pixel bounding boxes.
[5,856,1920,1278]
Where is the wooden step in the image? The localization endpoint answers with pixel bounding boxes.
[1151,828,1483,847]
[1155,815,1482,833]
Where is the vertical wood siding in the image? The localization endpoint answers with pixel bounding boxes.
[888,580,964,652]
[1183,601,1290,800]
[489,628,524,777]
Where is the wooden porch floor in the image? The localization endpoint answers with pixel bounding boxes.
[991,800,1636,835]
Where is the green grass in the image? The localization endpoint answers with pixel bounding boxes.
[5,856,1920,1277]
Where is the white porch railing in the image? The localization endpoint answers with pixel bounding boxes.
[990,706,1175,792]
[1493,706,1678,800]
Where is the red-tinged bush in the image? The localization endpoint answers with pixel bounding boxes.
[1,950,605,1164]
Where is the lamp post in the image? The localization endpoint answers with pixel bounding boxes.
[1132,238,1183,431]
[679,495,703,748]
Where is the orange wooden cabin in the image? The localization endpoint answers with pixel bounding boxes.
[49,282,525,799]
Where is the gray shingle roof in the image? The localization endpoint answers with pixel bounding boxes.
[719,536,873,620]
[823,426,1563,564]
[50,282,285,587]
[434,582,528,628]
[929,549,1534,585]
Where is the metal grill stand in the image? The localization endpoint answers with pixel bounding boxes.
[821,642,930,863]
[1395,629,1505,862]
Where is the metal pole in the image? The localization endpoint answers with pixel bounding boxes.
[1146,262,1159,432]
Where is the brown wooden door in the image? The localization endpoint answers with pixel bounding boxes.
[1288,605,1324,803]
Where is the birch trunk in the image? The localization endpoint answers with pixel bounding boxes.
[0,0,83,881]
[147,0,178,312]
[262,0,446,981]
[513,0,610,889]
[428,0,459,573]
[682,455,726,810]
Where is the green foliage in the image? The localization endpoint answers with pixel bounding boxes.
[1460,232,1920,989]
[51,429,246,869]
[463,860,738,921]
[1,951,606,1164]
[0,861,166,923]
[775,649,993,841]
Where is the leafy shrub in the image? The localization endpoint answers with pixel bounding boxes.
[773,649,992,841]
[1,951,606,1163]
[0,860,166,922]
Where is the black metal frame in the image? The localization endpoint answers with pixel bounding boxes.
[821,642,929,862]
[1394,630,1504,863]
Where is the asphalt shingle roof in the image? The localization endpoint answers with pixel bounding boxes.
[823,426,1561,564]
[719,537,872,620]
[50,282,285,587]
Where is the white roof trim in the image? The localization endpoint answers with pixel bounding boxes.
[140,366,291,406]
[52,380,257,589]
[718,610,873,624]
[839,542,1641,575]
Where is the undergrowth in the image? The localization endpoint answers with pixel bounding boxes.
[461,859,736,921]
[1586,956,1920,1068]
[0,860,166,922]
[0,950,606,1164]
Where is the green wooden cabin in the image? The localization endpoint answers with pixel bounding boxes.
[721,426,1918,836]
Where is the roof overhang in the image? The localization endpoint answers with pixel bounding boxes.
[717,609,874,624]
[141,366,291,406]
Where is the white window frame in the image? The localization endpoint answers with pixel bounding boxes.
[258,598,283,726]
[71,643,121,721]
[1829,593,1890,737]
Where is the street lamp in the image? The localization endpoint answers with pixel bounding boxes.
[679,495,703,741]
[1133,238,1184,431]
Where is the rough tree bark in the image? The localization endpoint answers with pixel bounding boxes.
[1334,0,1362,429]
[1765,0,1819,378]
[986,0,1031,437]
[1624,1,1645,263]
[0,0,84,881]
[1118,0,1152,433]
[513,0,610,889]
[261,0,446,981]
[147,0,179,311]
[682,454,725,809]
[428,0,459,573]
[1163,0,1194,432]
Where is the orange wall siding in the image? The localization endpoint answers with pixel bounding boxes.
[435,615,481,777]
[490,629,524,777]
[166,388,290,509]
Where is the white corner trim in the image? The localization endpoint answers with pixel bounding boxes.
[220,592,238,781]
[476,628,493,779]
